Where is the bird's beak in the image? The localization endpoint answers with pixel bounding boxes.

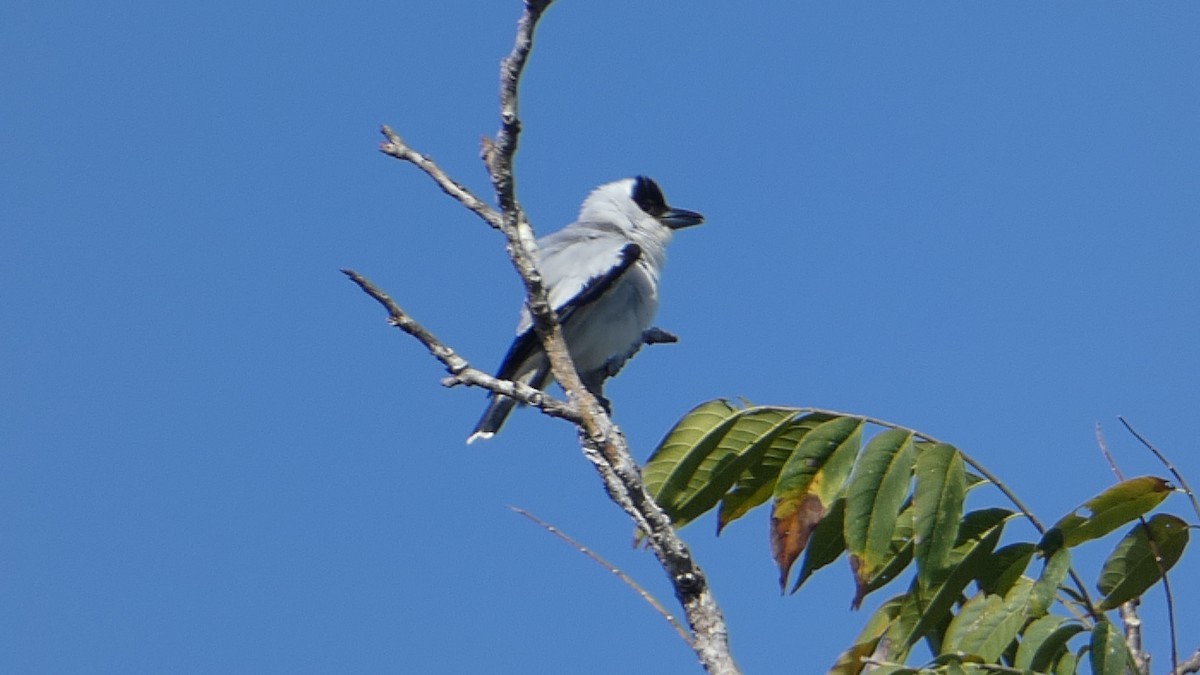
[660,207,704,230]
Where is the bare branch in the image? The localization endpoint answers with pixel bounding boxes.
[507,505,693,646]
[358,1,741,671]
[378,126,504,230]
[1119,416,1200,521]
[1119,599,1150,674]
[340,269,578,424]
[480,0,591,442]
[1174,648,1200,675]
[484,0,552,218]
[1095,423,1125,480]
[481,4,738,671]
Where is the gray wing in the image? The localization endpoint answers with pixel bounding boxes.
[497,237,642,382]
[514,222,632,335]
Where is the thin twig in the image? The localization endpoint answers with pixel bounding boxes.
[378,126,504,230]
[507,505,693,646]
[1118,417,1193,675]
[1119,417,1200,521]
[1095,423,1125,481]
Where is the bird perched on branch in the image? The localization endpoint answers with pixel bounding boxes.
[467,176,703,443]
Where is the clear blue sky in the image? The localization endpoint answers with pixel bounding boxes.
[3,2,1198,673]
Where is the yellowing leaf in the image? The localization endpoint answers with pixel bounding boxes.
[770,416,863,590]
[1039,476,1172,553]
[791,496,847,592]
[718,413,834,531]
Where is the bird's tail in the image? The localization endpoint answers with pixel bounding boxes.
[465,365,552,444]
[466,394,520,444]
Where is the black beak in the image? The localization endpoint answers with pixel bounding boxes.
[660,207,704,230]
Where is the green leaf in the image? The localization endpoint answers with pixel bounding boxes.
[918,598,954,660]
[863,505,915,598]
[1038,476,1173,553]
[1028,621,1086,673]
[828,594,904,675]
[942,577,1033,663]
[954,507,1014,545]
[668,406,799,529]
[644,402,807,529]
[1013,614,1067,670]
[941,593,996,657]
[717,412,834,531]
[845,429,916,607]
[1029,548,1071,617]
[771,416,863,590]
[975,543,1035,596]
[644,399,740,501]
[1096,513,1189,610]
[888,511,1009,655]
[913,443,965,587]
[1053,648,1079,675]
[1089,619,1134,675]
[880,582,927,664]
[773,416,863,504]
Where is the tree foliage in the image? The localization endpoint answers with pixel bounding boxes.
[644,401,1191,674]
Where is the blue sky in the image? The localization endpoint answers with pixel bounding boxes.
[3,2,1198,673]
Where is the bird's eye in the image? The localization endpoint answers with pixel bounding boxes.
[631,176,668,217]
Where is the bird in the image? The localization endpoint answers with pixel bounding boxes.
[466,176,703,444]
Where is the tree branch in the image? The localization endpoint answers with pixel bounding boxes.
[379,126,504,230]
[473,4,738,672]
[1118,600,1150,674]
[340,268,578,424]
[1174,648,1200,675]
[1119,416,1200,522]
[353,1,740,672]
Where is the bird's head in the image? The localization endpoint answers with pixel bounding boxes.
[578,176,704,245]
